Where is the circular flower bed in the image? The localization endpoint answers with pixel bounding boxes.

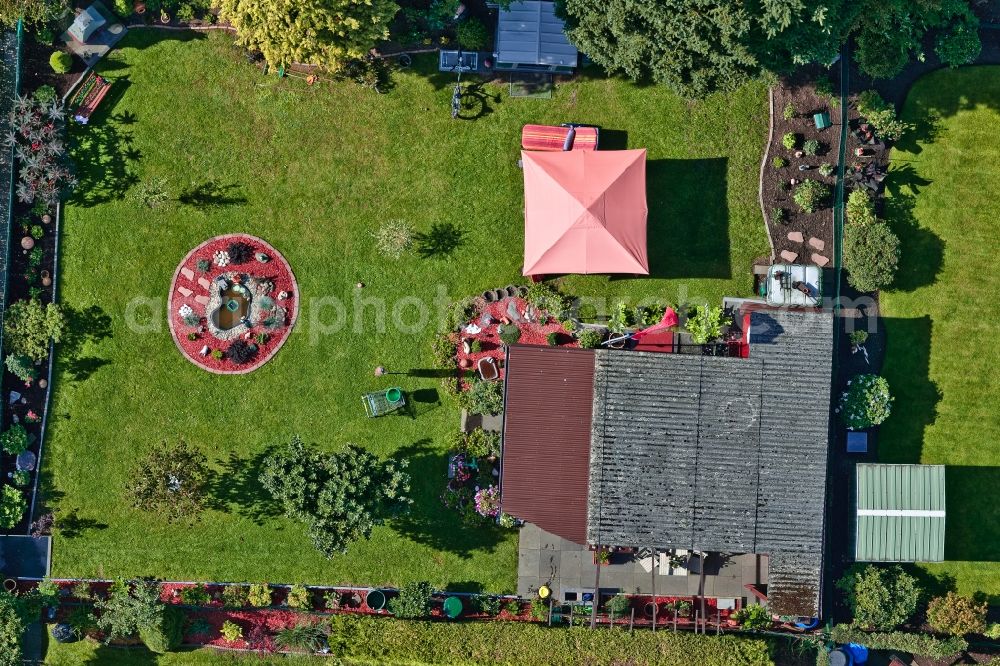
[168,234,299,374]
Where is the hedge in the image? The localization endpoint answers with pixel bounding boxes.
[326,615,775,665]
[830,624,967,659]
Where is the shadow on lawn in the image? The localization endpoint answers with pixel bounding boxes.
[178,181,248,210]
[882,165,943,293]
[393,440,507,557]
[646,157,731,280]
[206,448,282,525]
[944,466,1000,566]
[58,304,114,383]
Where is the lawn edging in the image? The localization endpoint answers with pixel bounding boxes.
[757,85,777,262]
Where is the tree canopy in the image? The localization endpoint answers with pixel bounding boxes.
[0,0,66,26]
[260,435,411,557]
[3,299,66,362]
[836,564,922,630]
[217,0,399,72]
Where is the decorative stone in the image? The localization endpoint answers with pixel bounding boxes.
[41,214,51,224]
[21,236,34,250]
[277,291,289,301]
[786,232,804,243]
[180,267,195,281]
[780,250,799,263]
[8,391,21,405]
[38,379,47,389]
[255,252,270,263]
[178,304,193,317]
[198,277,211,290]
[41,270,51,287]
[811,253,830,267]
[808,237,826,251]
[177,286,193,298]
[459,358,471,369]
[199,345,210,356]
[356,282,365,289]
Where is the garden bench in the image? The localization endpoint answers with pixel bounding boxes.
[521,124,598,151]
[71,72,112,125]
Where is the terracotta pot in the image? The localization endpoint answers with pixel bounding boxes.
[41,214,51,224]
[38,379,47,389]
[459,358,470,369]
[21,236,34,250]
[41,270,51,287]
[134,0,145,12]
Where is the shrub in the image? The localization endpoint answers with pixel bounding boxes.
[182,313,200,327]
[95,580,165,643]
[456,17,489,49]
[474,596,502,616]
[226,241,254,264]
[985,623,1000,639]
[577,329,604,349]
[195,259,211,273]
[248,583,272,607]
[605,594,630,616]
[857,91,908,141]
[838,374,893,430]
[782,132,797,150]
[4,354,38,384]
[276,620,327,652]
[844,221,900,292]
[66,606,97,638]
[32,85,56,104]
[11,471,29,487]
[846,189,877,226]
[779,180,790,192]
[50,623,76,643]
[221,585,249,608]
[126,440,209,522]
[835,564,919,629]
[782,103,795,120]
[286,584,311,609]
[818,163,834,177]
[926,592,987,635]
[113,0,132,17]
[1,425,29,455]
[830,624,966,659]
[498,323,521,346]
[210,349,224,360]
[459,428,501,458]
[771,156,787,169]
[0,487,26,529]
[577,302,597,321]
[469,338,481,353]
[935,22,981,68]
[793,179,829,213]
[255,332,268,346]
[176,3,195,21]
[179,584,210,606]
[814,75,835,100]
[525,282,568,319]
[49,51,72,73]
[72,581,92,601]
[4,299,66,361]
[227,339,258,364]
[389,581,433,619]
[221,620,243,642]
[372,219,414,259]
[685,306,730,345]
[848,330,868,346]
[459,378,504,415]
[803,139,820,155]
[139,605,184,654]
[733,605,772,630]
[0,590,25,663]
[546,331,559,346]
[771,207,786,225]
[530,597,549,621]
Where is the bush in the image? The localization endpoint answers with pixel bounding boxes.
[546,331,559,346]
[857,91,908,141]
[196,258,211,273]
[139,606,184,654]
[530,597,549,621]
[179,584,210,606]
[936,22,981,68]
[1,425,28,455]
[835,564,918,629]
[456,17,489,49]
[818,163,834,177]
[113,0,132,17]
[49,51,72,73]
[227,339,258,364]
[926,592,987,635]
[286,584,311,609]
[838,374,893,430]
[846,189,876,226]
[4,354,38,384]
[473,595,502,616]
[210,349,224,360]
[577,328,604,349]
[782,103,795,120]
[389,581,433,619]
[782,132,797,150]
[276,620,327,652]
[458,428,501,458]
[0,486,25,529]
[4,299,66,362]
[525,282,568,319]
[685,306,730,345]
[95,580,164,644]
[605,594,630,616]
[221,620,243,642]
[803,139,820,155]
[226,241,254,264]
[176,3,195,21]
[771,156,787,169]
[0,590,25,663]
[32,85,56,104]
[844,221,900,292]
[848,330,868,346]
[221,585,248,608]
[372,219,414,259]
[985,622,1000,639]
[733,605,772,630]
[830,624,966,659]
[771,207,786,225]
[498,323,521,346]
[459,378,504,415]
[248,583,272,607]
[793,179,829,213]
[11,471,29,487]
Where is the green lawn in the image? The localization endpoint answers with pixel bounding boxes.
[880,66,1000,600]
[46,29,767,589]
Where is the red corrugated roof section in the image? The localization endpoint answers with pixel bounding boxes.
[500,345,595,545]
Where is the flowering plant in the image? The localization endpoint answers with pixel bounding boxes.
[213,250,230,267]
[474,485,501,517]
[25,410,41,424]
[837,373,892,430]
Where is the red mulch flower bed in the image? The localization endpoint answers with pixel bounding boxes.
[455,296,576,383]
[167,234,299,374]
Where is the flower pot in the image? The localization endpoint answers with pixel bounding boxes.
[38,379,47,389]
[41,270,51,287]
[365,589,386,611]
[3,579,16,594]
[134,0,145,12]
[644,601,657,618]
[41,214,51,224]
[160,12,170,23]
[21,236,34,250]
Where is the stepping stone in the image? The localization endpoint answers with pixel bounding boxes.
[194,295,210,305]
[176,286,193,298]
[786,232,804,243]
[180,267,195,281]
[808,237,825,251]
[811,253,830,267]
[779,250,798,263]
[198,277,211,290]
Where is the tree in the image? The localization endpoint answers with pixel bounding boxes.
[94,580,165,644]
[836,564,921,630]
[926,592,987,635]
[260,436,411,557]
[0,0,67,26]
[217,0,399,73]
[126,441,209,522]
[935,20,981,68]
[838,373,892,430]
[0,591,25,666]
[3,299,66,362]
[844,220,900,292]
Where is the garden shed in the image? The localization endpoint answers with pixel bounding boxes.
[494,0,578,73]
[521,149,648,277]
[67,4,106,43]
[855,464,946,562]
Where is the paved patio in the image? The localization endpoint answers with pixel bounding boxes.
[517,523,768,605]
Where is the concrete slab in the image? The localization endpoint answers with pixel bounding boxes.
[519,524,541,550]
[811,253,830,267]
[780,250,798,263]
[808,237,825,251]
[786,232,804,243]
[518,548,539,576]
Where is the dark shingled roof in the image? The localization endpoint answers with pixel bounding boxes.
[587,310,833,616]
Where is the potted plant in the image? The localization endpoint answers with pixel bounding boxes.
[593,548,611,565]
[160,9,170,23]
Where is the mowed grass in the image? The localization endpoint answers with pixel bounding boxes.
[880,66,1000,599]
[46,29,768,589]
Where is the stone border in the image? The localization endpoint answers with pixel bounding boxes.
[167,234,299,375]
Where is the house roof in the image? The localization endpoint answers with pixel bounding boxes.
[501,309,834,617]
[500,345,596,544]
[855,464,946,562]
[495,1,578,67]
[522,149,649,276]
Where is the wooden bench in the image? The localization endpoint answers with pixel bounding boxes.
[71,72,112,125]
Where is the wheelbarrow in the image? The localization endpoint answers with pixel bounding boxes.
[362,387,406,417]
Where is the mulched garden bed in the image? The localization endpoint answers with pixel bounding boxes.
[167,234,298,375]
[761,69,839,268]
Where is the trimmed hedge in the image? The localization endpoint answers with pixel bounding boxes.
[830,624,967,659]
[326,615,775,665]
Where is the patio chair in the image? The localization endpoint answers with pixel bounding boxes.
[477,357,499,381]
[362,387,406,418]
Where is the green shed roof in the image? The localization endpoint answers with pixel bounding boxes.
[855,464,945,563]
